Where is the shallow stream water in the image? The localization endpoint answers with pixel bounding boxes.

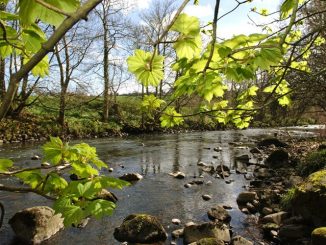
[0,127,322,244]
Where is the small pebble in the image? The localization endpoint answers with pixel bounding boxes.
[31,155,40,160]
[202,194,212,201]
[172,218,181,225]
[108,168,113,172]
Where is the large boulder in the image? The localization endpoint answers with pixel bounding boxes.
[183,222,230,244]
[207,206,231,223]
[291,170,326,226]
[312,227,326,245]
[113,214,167,243]
[265,149,289,168]
[9,206,64,244]
[279,224,310,242]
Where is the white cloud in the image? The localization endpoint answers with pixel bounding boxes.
[184,4,214,21]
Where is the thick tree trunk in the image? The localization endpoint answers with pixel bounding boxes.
[0,59,5,100]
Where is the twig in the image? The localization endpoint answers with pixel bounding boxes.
[0,184,57,200]
[149,0,190,70]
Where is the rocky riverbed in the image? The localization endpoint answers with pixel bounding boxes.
[0,127,325,244]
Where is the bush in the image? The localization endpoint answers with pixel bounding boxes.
[281,187,298,210]
[297,149,326,176]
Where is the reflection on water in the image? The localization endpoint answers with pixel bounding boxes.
[0,128,319,244]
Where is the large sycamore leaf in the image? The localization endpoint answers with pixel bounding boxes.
[127,49,164,87]
[171,13,201,59]
[171,13,200,36]
[174,34,202,59]
[42,137,64,165]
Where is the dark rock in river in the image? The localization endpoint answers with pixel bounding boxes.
[94,189,118,203]
[257,138,288,148]
[291,170,326,226]
[312,227,326,245]
[236,192,258,204]
[119,173,143,181]
[9,206,64,244]
[265,149,289,168]
[169,171,186,179]
[113,214,167,243]
[183,222,230,244]
[235,154,250,162]
[202,194,212,201]
[207,205,231,223]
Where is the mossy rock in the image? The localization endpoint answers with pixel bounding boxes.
[312,227,326,245]
[195,238,224,245]
[113,214,167,243]
[291,170,326,226]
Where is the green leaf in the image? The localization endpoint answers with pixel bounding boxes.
[32,56,49,77]
[127,49,164,87]
[174,34,202,59]
[160,107,184,128]
[15,170,43,189]
[141,94,165,111]
[22,24,46,53]
[43,173,68,193]
[0,44,13,58]
[71,162,98,178]
[0,11,19,21]
[278,95,291,106]
[42,137,64,165]
[0,159,13,173]
[61,205,85,226]
[218,46,232,58]
[19,0,80,27]
[263,85,276,93]
[93,176,130,190]
[171,13,200,36]
[85,199,115,219]
[280,0,296,19]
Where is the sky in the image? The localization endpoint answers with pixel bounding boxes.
[116,0,282,94]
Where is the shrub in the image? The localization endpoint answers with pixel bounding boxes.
[297,149,326,176]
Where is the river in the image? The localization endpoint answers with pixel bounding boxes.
[0,127,322,244]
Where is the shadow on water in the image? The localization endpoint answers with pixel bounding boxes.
[0,128,320,244]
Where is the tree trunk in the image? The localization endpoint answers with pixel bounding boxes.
[102,25,110,122]
[0,4,6,99]
[58,84,68,127]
